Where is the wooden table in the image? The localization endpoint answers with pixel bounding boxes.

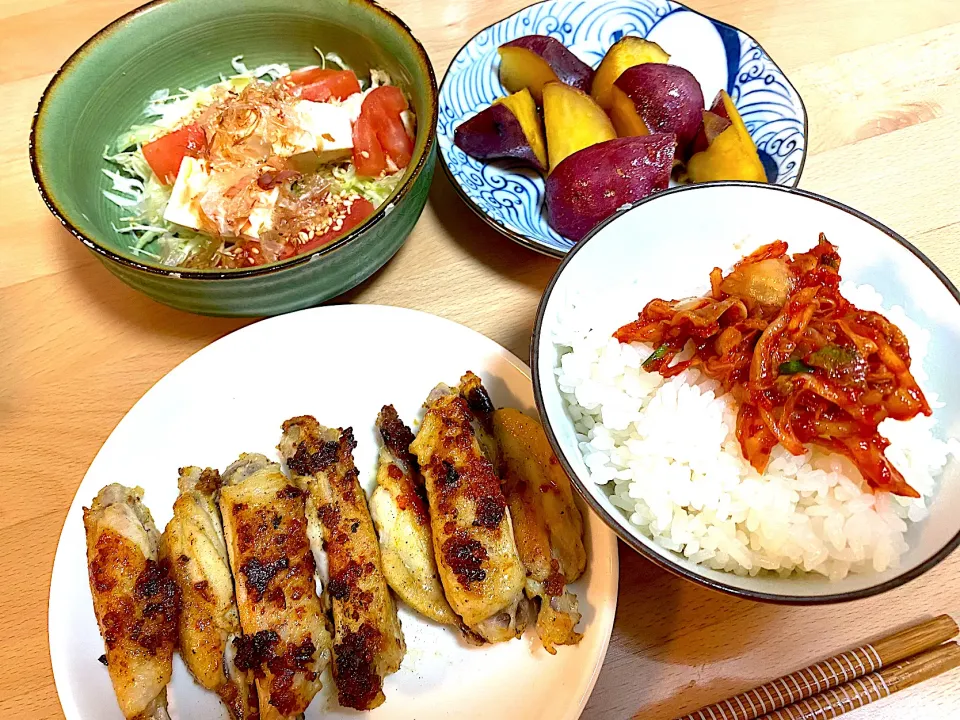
[2,0,959,717]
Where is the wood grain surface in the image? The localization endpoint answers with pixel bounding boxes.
[1,1,959,718]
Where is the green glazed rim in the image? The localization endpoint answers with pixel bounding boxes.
[29,0,438,281]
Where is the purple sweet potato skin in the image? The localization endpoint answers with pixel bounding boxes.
[545,134,676,241]
[454,103,544,170]
[615,64,705,155]
[502,35,594,93]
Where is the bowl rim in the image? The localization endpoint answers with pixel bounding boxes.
[531,180,960,604]
[28,0,438,281]
[436,0,810,259]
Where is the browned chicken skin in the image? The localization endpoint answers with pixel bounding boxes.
[220,454,331,720]
[279,416,405,711]
[411,376,527,643]
[370,406,459,626]
[83,484,178,720]
[458,374,587,653]
[160,467,259,719]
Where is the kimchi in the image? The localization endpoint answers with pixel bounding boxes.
[614,235,931,497]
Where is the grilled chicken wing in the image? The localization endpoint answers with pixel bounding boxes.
[457,373,586,652]
[410,377,527,643]
[280,417,405,711]
[369,405,458,626]
[220,454,330,720]
[492,408,587,653]
[160,467,258,719]
[83,484,178,720]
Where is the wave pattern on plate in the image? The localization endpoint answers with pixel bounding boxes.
[438,0,807,256]
[733,38,805,187]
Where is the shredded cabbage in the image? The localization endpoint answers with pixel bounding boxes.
[332,165,404,206]
[102,143,210,264]
[314,47,351,72]
[229,55,290,81]
[368,68,393,89]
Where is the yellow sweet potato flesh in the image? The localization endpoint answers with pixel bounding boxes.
[720,91,756,145]
[494,88,548,170]
[687,90,766,182]
[591,37,670,109]
[608,86,649,137]
[498,46,560,103]
[543,82,617,172]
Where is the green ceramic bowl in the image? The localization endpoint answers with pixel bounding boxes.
[31,0,437,316]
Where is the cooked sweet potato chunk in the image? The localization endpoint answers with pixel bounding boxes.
[613,64,705,155]
[591,36,670,109]
[542,82,616,172]
[493,88,547,169]
[498,35,594,100]
[454,89,547,172]
[687,90,766,182]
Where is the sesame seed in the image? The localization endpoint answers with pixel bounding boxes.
[251,247,260,254]
[360,151,370,159]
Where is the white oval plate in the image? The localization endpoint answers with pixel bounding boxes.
[49,305,619,720]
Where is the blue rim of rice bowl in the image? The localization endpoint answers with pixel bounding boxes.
[531,181,960,604]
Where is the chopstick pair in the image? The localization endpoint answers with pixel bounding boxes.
[675,614,960,720]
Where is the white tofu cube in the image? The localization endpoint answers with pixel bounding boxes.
[275,100,355,160]
[163,156,209,230]
[163,157,279,239]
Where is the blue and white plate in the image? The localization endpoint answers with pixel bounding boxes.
[438,0,808,257]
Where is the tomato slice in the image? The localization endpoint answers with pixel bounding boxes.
[297,197,375,255]
[298,70,361,102]
[284,66,329,85]
[351,86,413,176]
[366,85,408,116]
[142,123,206,184]
[352,112,387,177]
[375,114,413,169]
[366,86,413,169]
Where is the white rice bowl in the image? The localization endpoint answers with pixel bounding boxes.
[553,281,959,582]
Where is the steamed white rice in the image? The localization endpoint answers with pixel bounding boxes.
[554,281,958,580]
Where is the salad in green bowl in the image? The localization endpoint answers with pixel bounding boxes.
[31,0,437,316]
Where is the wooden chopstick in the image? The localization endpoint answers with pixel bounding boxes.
[756,641,960,720]
[675,614,958,720]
